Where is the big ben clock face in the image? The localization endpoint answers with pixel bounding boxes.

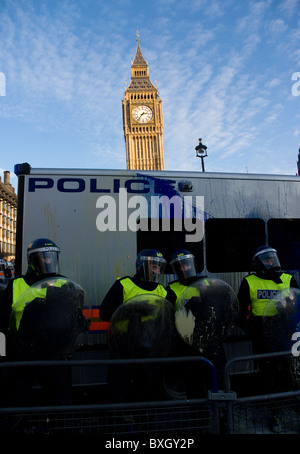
[132,105,153,123]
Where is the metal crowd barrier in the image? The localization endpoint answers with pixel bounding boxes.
[1,352,299,435]
[0,356,220,436]
[224,351,300,434]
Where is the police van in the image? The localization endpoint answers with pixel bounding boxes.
[6,162,300,433]
[14,163,300,356]
[0,258,7,278]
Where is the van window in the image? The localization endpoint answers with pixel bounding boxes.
[268,219,300,271]
[137,218,204,274]
[205,218,266,272]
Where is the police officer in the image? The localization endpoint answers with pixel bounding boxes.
[0,238,63,339]
[167,249,200,305]
[237,245,298,432]
[100,249,169,321]
[238,245,298,353]
[100,249,171,402]
[0,238,82,406]
[166,249,228,396]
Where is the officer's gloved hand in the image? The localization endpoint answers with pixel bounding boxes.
[282,296,295,314]
[275,296,295,314]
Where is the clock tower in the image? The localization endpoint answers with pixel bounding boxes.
[122,32,165,170]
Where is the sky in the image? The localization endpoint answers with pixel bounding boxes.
[0,0,300,191]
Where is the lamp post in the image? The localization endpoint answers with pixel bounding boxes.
[195,138,208,172]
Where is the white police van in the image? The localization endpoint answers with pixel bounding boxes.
[14,163,300,354]
[7,162,300,433]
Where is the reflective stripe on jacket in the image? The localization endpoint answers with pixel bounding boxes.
[12,278,31,308]
[119,277,167,302]
[12,277,67,330]
[12,277,46,330]
[169,278,209,307]
[245,273,292,316]
[169,281,188,302]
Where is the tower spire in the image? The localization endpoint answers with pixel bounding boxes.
[132,30,147,67]
[127,32,155,90]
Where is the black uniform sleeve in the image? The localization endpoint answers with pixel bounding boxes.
[165,285,177,306]
[237,277,253,335]
[99,279,124,321]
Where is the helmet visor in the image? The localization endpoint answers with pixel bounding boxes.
[139,256,166,283]
[170,254,196,281]
[29,250,60,275]
[254,248,281,273]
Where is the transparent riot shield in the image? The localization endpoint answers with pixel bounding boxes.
[9,277,92,359]
[263,287,300,352]
[175,278,238,354]
[107,294,176,359]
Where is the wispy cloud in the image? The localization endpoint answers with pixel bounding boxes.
[0,0,299,175]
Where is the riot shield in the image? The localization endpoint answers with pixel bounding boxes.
[263,287,300,352]
[107,294,176,359]
[175,278,238,353]
[9,277,92,359]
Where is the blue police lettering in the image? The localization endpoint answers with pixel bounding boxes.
[28,177,176,194]
[90,179,110,193]
[57,178,85,192]
[28,177,54,192]
[29,177,107,193]
[125,179,149,193]
[257,289,282,299]
[93,179,151,194]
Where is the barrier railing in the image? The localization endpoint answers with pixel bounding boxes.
[224,351,300,434]
[0,356,219,435]
[1,352,299,435]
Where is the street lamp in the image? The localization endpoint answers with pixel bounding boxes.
[195,138,207,172]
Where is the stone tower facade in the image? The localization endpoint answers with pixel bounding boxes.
[122,32,165,170]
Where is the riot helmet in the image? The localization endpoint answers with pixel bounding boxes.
[136,249,166,283]
[170,249,196,281]
[27,238,60,276]
[253,246,281,275]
